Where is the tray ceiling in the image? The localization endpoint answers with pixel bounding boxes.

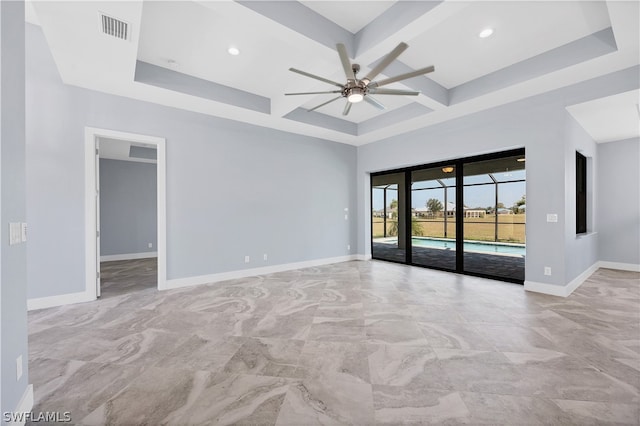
[27,0,639,145]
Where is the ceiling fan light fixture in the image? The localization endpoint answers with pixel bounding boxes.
[347,88,364,103]
[479,28,494,38]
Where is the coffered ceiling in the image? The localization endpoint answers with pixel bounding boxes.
[27,1,640,145]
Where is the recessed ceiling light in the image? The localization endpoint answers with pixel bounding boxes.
[516,158,526,162]
[479,28,494,38]
[227,46,240,56]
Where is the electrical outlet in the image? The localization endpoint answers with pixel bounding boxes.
[148,242,153,248]
[344,214,348,220]
[263,254,268,261]
[546,214,558,223]
[245,256,250,263]
[544,267,551,276]
[347,244,351,251]
[16,355,22,381]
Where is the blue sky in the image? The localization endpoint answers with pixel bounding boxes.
[373,181,525,211]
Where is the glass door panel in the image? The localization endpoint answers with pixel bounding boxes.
[410,166,457,271]
[371,173,406,263]
[462,156,526,281]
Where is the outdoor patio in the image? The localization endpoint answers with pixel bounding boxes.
[372,242,525,282]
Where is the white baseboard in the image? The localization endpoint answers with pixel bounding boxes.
[100,252,157,262]
[162,255,358,291]
[598,261,640,272]
[524,280,570,297]
[565,262,601,296]
[27,290,95,311]
[355,254,372,261]
[8,384,34,425]
[525,261,621,298]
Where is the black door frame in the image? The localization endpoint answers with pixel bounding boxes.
[370,148,526,284]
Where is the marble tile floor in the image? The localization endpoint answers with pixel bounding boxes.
[99,258,158,299]
[28,260,639,425]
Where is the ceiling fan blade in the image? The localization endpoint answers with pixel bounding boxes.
[308,96,343,112]
[362,42,408,83]
[343,100,352,116]
[285,90,342,96]
[336,43,355,81]
[371,66,435,88]
[368,88,420,96]
[364,95,385,110]
[289,68,344,88]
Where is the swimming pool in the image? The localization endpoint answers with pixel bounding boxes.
[381,237,525,257]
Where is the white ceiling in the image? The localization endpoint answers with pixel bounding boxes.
[300,1,396,34]
[567,90,640,143]
[27,1,640,146]
[402,1,611,88]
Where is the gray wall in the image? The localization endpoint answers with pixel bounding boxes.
[1,0,29,418]
[24,15,640,304]
[563,114,599,283]
[357,66,639,288]
[26,23,357,299]
[597,138,640,266]
[99,159,157,257]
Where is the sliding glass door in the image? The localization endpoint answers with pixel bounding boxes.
[410,166,457,271]
[370,149,526,283]
[463,155,526,281]
[371,173,406,263]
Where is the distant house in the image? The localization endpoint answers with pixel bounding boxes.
[414,202,456,217]
[412,207,430,217]
[463,208,486,218]
[373,208,396,218]
[414,202,485,218]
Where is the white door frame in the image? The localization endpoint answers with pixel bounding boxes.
[84,127,167,299]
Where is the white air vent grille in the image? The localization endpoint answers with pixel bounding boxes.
[100,13,129,40]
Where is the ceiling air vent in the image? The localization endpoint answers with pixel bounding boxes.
[100,13,129,41]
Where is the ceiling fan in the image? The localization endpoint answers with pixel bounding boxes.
[285,42,434,116]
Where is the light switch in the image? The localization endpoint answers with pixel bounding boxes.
[9,223,21,245]
[21,223,27,242]
[546,214,558,223]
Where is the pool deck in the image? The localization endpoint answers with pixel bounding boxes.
[372,242,525,282]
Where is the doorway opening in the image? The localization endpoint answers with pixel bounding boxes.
[85,128,166,300]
